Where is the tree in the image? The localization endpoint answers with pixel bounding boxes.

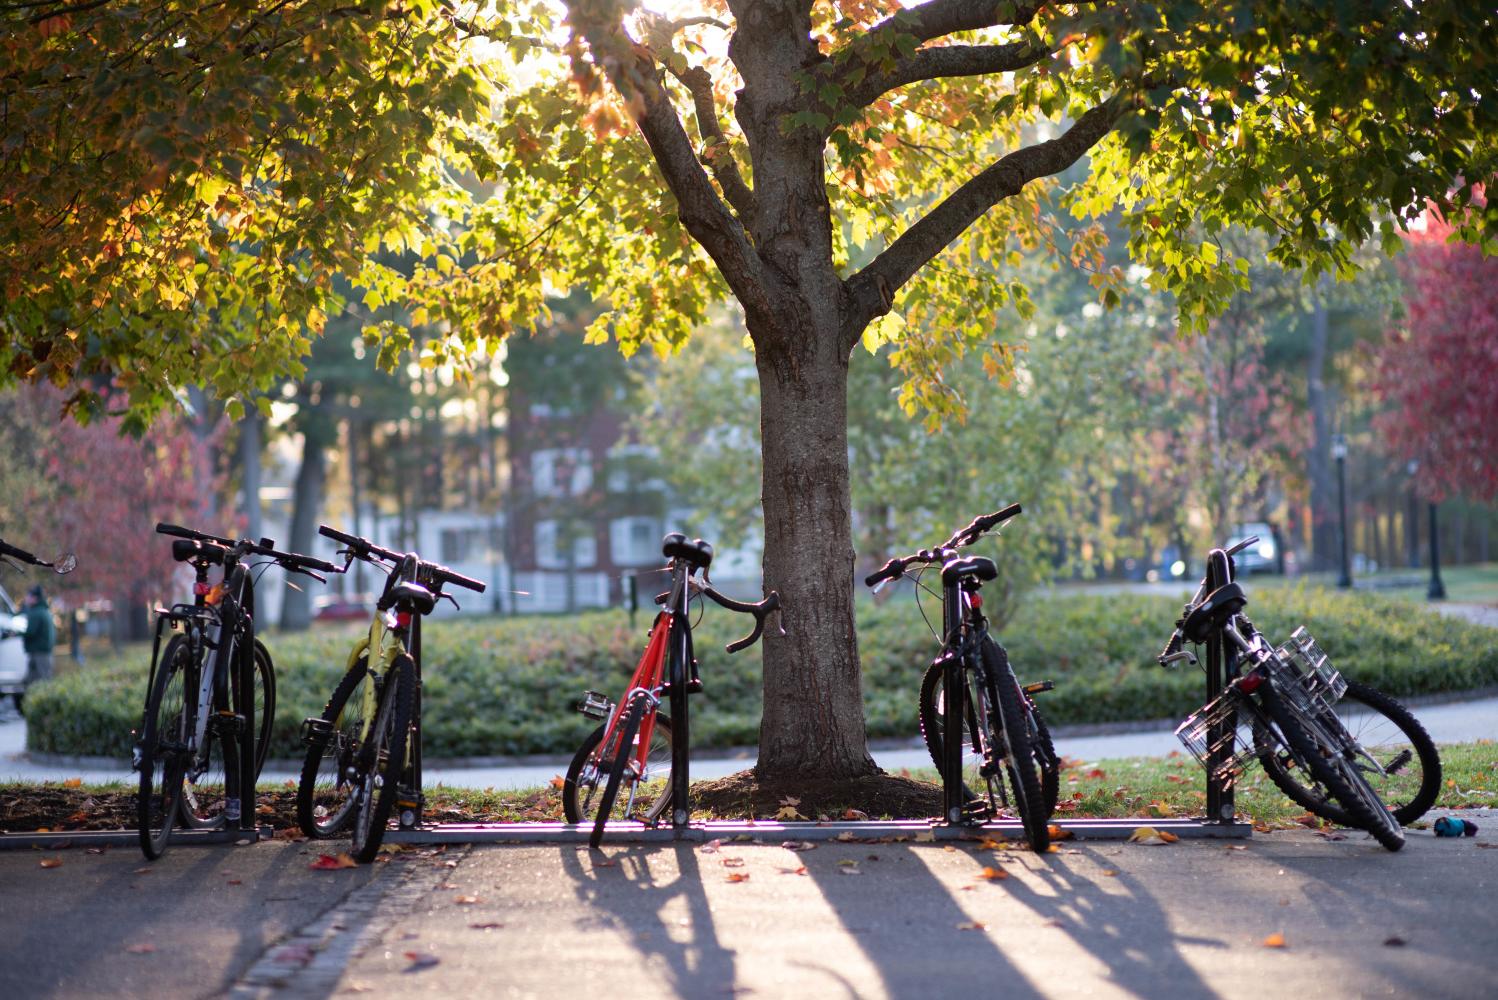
[1375,211,1498,504]
[4,1,1496,783]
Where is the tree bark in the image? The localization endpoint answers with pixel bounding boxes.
[280,412,334,631]
[1306,283,1336,571]
[754,321,877,780]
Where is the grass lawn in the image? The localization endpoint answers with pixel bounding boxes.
[4,741,1491,833]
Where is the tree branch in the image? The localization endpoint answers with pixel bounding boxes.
[843,96,1124,343]
[840,41,1052,109]
[567,11,774,321]
[861,0,1047,51]
[666,62,759,224]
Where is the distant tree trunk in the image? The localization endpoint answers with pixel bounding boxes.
[241,408,263,541]
[281,412,335,631]
[1306,285,1336,572]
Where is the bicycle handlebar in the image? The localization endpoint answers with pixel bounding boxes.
[865,504,1023,590]
[319,524,486,594]
[0,538,42,565]
[157,522,335,574]
[1154,535,1259,666]
[702,586,784,654]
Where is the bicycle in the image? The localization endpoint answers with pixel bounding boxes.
[563,532,780,849]
[135,523,335,860]
[296,524,485,862]
[1159,534,1417,851]
[865,504,1057,852]
[0,536,76,714]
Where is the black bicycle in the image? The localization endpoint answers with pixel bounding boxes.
[296,525,485,862]
[563,532,780,848]
[135,524,335,860]
[866,504,1058,852]
[1160,535,1424,851]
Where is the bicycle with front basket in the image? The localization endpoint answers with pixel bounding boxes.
[296,524,485,862]
[1159,534,1428,850]
[866,504,1059,852]
[136,523,335,859]
[563,532,781,848]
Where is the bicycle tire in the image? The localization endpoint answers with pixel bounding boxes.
[1260,680,1404,851]
[177,637,275,829]
[918,659,986,806]
[921,650,1061,820]
[563,714,673,826]
[1256,679,1440,827]
[983,640,1050,852]
[350,654,415,863]
[297,657,373,838]
[590,696,647,849]
[138,643,191,860]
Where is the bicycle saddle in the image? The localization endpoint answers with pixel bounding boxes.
[1180,582,1248,643]
[171,538,226,565]
[941,555,997,586]
[662,532,713,570]
[388,580,437,616]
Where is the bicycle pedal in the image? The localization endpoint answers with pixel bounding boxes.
[300,716,334,747]
[1022,680,1055,695]
[961,798,994,821]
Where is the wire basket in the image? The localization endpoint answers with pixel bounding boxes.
[1175,688,1271,786]
[1272,626,1346,714]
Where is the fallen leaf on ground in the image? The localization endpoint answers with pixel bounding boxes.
[39,858,62,869]
[977,866,1009,881]
[1149,801,1175,817]
[403,951,440,970]
[721,857,745,868]
[1383,936,1407,947]
[700,839,722,853]
[548,775,565,789]
[975,837,1010,851]
[133,867,152,874]
[1261,933,1287,948]
[227,879,243,886]
[956,921,986,931]
[726,872,750,883]
[63,778,82,788]
[777,866,808,875]
[1128,827,1179,845]
[437,883,459,890]
[776,805,806,821]
[835,831,859,843]
[85,848,106,855]
[1101,870,1119,877]
[1047,824,1073,841]
[1225,845,1249,852]
[1165,774,1190,784]
[780,840,816,852]
[838,864,862,875]
[309,853,358,870]
[469,922,504,930]
[126,943,157,954]
[454,895,482,905]
[592,858,619,868]
[842,809,870,821]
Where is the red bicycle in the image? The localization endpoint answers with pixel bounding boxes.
[563,532,780,847]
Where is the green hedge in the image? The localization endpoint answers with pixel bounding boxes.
[25,586,1498,760]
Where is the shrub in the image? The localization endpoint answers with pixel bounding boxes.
[25,587,1497,760]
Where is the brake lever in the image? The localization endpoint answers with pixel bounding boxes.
[442,592,460,611]
[1159,650,1198,668]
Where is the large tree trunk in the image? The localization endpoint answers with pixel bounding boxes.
[1306,286,1336,571]
[754,325,877,780]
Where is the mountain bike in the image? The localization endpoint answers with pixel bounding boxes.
[0,536,76,713]
[296,525,485,863]
[135,524,335,860]
[866,504,1057,852]
[564,532,780,848]
[1159,535,1418,851]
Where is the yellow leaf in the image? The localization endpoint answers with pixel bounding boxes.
[1262,932,1287,948]
[63,777,82,788]
[977,866,1009,881]
[39,858,63,869]
[726,872,750,883]
[775,805,805,821]
[1128,826,1178,845]
[956,921,986,931]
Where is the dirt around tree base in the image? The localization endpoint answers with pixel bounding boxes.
[690,769,942,821]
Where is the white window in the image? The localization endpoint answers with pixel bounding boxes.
[531,447,593,497]
[535,520,597,569]
[610,516,662,566]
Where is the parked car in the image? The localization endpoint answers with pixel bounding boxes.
[314,593,376,622]
[1227,522,1283,574]
[0,583,29,713]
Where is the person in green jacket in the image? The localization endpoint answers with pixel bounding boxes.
[22,584,55,686]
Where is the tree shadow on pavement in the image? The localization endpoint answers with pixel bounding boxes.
[559,843,736,997]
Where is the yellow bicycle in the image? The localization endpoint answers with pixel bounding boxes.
[295,525,484,862]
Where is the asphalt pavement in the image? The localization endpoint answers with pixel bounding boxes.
[0,812,1493,999]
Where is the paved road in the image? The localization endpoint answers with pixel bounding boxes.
[5,692,1495,790]
[0,813,1493,999]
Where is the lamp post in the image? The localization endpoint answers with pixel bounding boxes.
[1427,502,1447,600]
[1332,434,1351,588]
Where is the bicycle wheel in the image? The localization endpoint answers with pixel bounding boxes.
[297,658,373,839]
[251,639,276,778]
[1031,700,1061,819]
[918,660,988,806]
[1259,680,1404,851]
[563,714,673,826]
[138,643,192,859]
[589,695,647,849]
[349,655,415,863]
[983,640,1050,852]
[1256,679,1440,827]
[168,637,228,830]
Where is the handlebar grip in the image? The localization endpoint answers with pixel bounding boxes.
[725,591,781,654]
[0,539,38,563]
[318,524,363,548]
[296,554,339,574]
[864,559,901,588]
[435,566,486,593]
[156,522,236,546]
